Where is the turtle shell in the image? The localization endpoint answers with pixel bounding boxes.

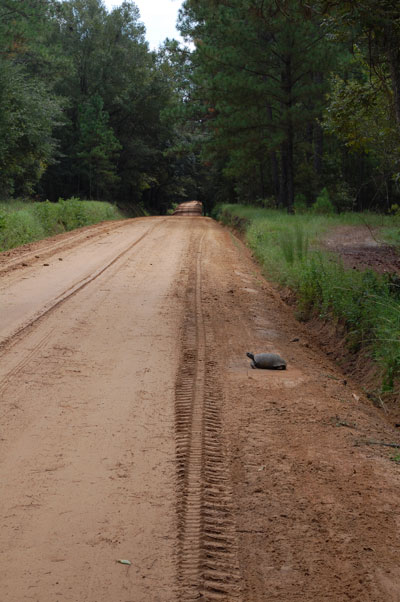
[253,352,287,370]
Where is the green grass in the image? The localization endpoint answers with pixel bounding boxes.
[0,198,124,252]
[215,203,400,394]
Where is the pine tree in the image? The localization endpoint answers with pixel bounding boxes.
[179,0,335,209]
[76,94,121,199]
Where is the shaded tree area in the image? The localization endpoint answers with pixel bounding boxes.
[0,0,198,214]
[3,0,400,214]
[177,0,400,212]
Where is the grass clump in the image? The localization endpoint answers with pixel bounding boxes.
[0,198,123,252]
[215,203,400,393]
[279,225,309,264]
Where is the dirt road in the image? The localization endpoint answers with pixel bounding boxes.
[1,215,400,601]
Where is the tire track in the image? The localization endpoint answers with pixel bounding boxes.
[0,328,54,397]
[176,232,242,601]
[0,220,130,275]
[0,220,162,352]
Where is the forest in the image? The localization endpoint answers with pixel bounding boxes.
[2,0,400,214]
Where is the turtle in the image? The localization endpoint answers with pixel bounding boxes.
[246,352,287,370]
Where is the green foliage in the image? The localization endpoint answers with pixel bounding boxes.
[77,95,121,199]
[0,210,6,230]
[331,182,356,213]
[167,202,179,215]
[0,0,195,214]
[293,194,308,214]
[215,204,400,392]
[0,198,123,251]
[0,209,45,250]
[33,200,64,235]
[373,296,400,391]
[179,0,336,209]
[279,226,309,265]
[0,58,63,197]
[3,0,400,215]
[312,188,335,215]
[323,64,400,173]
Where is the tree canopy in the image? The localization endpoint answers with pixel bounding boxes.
[1,0,400,213]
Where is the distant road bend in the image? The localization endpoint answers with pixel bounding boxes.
[173,200,203,216]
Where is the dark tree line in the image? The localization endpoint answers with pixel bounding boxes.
[2,0,400,214]
[0,0,196,213]
[177,0,400,212]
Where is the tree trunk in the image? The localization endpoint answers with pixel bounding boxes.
[259,160,265,199]
[267,105,280,200]
[285,125,294,210]
[280,54,294,211]
[306,121,313,163]
[313,72,324,176]
[279,139,294,210]
[271,150,280,200]
[388,47,400,129]
[313,122,323,175]
[385,23,400,129]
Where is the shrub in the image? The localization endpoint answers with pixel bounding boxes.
[312,188,335,215]
[167,202,178,215]
[0,198,123,251]
[261,197,277,209]
[0,210,6,230]
[0,210,44,250]
[293,194,308,214]
[332,182,355,212]
[33,200,63,236]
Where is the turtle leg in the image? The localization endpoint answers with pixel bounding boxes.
[250,360,256,369]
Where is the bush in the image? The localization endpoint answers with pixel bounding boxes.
[312,188,335,215]
[0,210,6,230]
[293,194,308,215]
[0,210,45,250]
[167,202,178,215]
[332,182,355,212]
[33,200,63,236]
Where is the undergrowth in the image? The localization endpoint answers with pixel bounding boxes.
[0,198,123,251]
[215,203,400,394]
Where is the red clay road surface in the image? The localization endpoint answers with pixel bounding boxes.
[1,215,400,601]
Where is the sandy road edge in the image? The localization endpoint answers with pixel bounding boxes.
[0,217,153,275]
[0,219,164,352]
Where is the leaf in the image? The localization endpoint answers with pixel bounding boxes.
[117,559,132,566]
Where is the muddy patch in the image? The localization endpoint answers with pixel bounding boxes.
[322,225,400,274]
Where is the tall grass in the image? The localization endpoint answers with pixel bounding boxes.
[216,203,400,393]
[0,198,124,252]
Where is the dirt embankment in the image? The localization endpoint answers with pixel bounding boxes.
[1,216,400,600]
